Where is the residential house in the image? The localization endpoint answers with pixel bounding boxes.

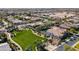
[46,26,66,38]
[44,26,67,51]
[44,36,60,51]
[7,17,26,25]
[0,43,11,51]
[59,22,72,29]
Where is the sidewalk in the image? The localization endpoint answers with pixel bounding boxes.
[5,32,23,51]
[31,29,44,38]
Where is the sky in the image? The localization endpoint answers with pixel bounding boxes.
[0,0,78,8]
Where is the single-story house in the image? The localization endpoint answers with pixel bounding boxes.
[49,12,75,19]
[59,23,72,29]
[46,26,66,38]
[7,18,26,25]
[73,23,79,28]
[0,43,11,51]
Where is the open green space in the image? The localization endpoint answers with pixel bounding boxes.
[64,44,77,51]
[74,43,79,49]
[12,29,45,51]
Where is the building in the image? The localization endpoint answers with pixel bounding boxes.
[59,23,72,29]
[7,17,26,25]
[49,12,75,19]
[73,23,79,28]
[0,43,11,51]
[46,26,66,37]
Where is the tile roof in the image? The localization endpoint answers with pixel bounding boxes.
[47,26,66,37]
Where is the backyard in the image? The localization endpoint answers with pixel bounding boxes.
[12,29,46,51]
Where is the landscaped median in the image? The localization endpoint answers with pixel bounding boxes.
[73,41,79,50]
[64,44,77,51]
[12,29,46,51]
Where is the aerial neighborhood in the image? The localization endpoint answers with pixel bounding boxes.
[0,8,79,51]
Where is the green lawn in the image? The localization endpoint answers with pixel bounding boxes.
[74,43,79,49]
[12,29,45,51]
[64,44,77,51]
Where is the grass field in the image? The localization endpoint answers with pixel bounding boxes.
[64,44,77,51]
[12,29,45,50]
[74,43,79,49]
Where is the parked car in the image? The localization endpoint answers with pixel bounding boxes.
[70,36,77,41]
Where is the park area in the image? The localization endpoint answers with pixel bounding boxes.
[12,29,45,51]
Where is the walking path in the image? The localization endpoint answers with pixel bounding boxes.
[0,20,23,51]
[5,29,44,51]
[31,29,44,38]
[5,32,23,51]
